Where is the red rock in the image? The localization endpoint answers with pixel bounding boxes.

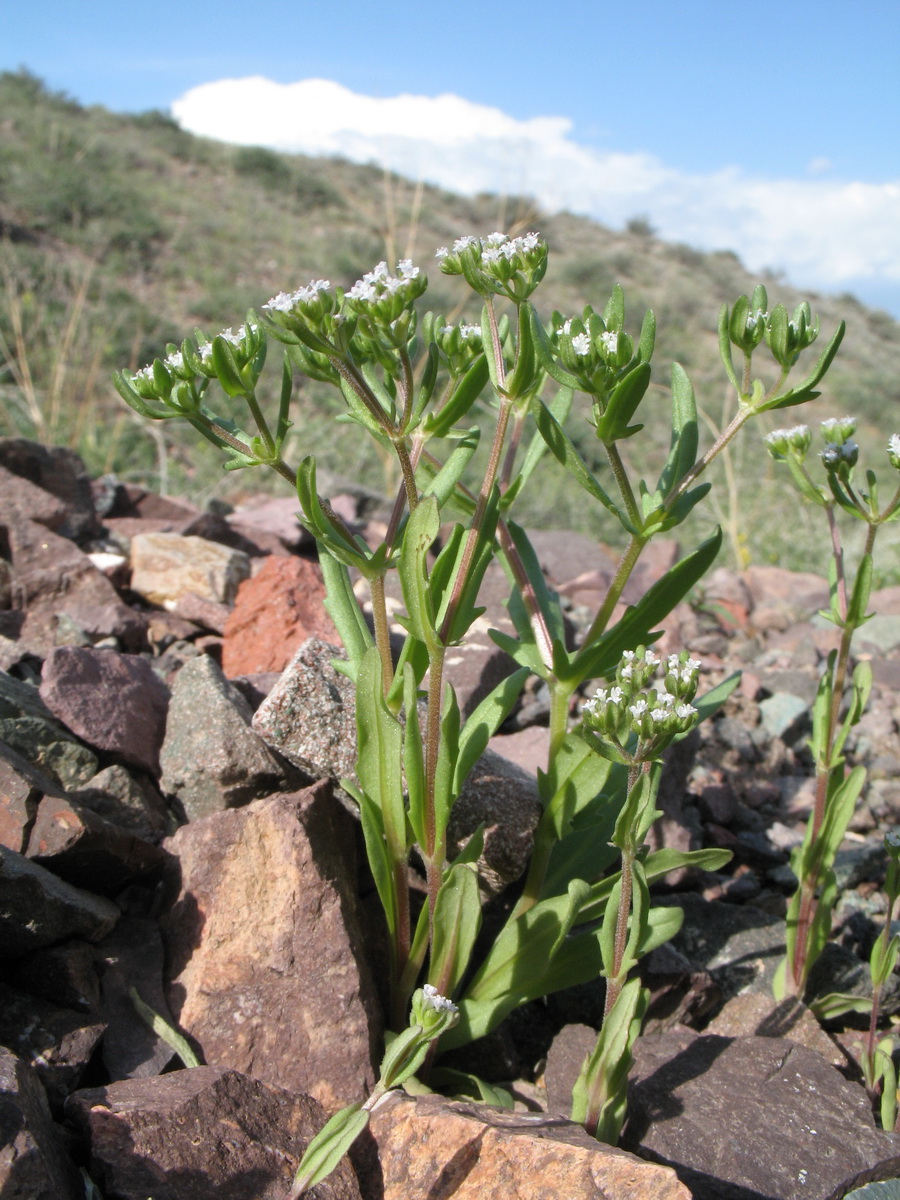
[0,1046,81,1199]
[222,554,338,677]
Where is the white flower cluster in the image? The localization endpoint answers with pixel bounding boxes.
[571,332,591,356]
[765,424,809,446]
[197,323,256,362]
[745,308,768,332]
[435,232,541,262]
[346,259,420,303]
[820,416,857,443]
[582,648,701,743]
[422,984,458,1014]
[134,349,184,382]
[263,279,331,313]
[889,435,900,457]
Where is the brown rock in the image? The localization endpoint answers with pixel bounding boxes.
[39,646,170,774]
[0,461,69,531]
[489,725,550,777]
[0,1046,81,1200]
[705,992,845,1069]
[0,739,68,853]
[222,555,338,677]
[365,1090,690,1199]
[130,530,251,606]
[0,982,105,1108]
[68,1066,361,1200]
[26,795,165,895]
[0,438,100,541]
[228,495,313,551]
[7,518,144,655]
[161,783,382,1110]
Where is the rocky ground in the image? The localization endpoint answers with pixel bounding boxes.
[3,436,900,1199]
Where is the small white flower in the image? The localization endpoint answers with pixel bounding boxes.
[435,246,449,260]
[643,649,660,667]
[650,708,669,723]
[483,231,507,248]
[347,280,377,302]
[561,319,572,336]
[888,434,900,456]
[609,686,623,704]
[600,330,618,353]
[482,247,502,264]
[453,235,478,252]
[166,351,184,371]
[397,259,419,279]
[571,332,592,356]
[629,698,648,718]
[422,983,458,1014]
[676,704,697,720]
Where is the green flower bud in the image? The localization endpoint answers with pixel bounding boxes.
[820,416,857,445]
[764,424,811,462]
[821,440,858,471]
[887,435,900,470]
[436,232,547,301]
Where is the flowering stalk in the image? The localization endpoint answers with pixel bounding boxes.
[766,421,900,1000]
[287,986,459,1198]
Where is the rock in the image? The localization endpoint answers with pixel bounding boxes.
[757,691,810,741]
[0,1046,81,1199]
[129,530,251,606]
[544,1021,598,1116]
[160,784,382,1110]
[95,917,182,1080]
[227,495,313,552]
[448,746,542,894]
[11,939,102,1012]
[25,796,165,895]
[744,564,830,617]
[170,590,232,634]
[6,518,145,655]
[660,892,787,1000]
[442,561,519,718]
[71,764,170,840]
[489,725,550,777]
[222,555,338,677]
[0,845,119,957]
[39,646,170,775]
[67,1066,361,1200]
[0,461,69,532]
[0,982,105,1108]
[0,715,99,791]
[705,992,845,1068]
[252,637,356,783]
[0,438,100,541]
[624,1028,900,1200]
[364,1089,690,1199]
[159,654,296,821]
[0,739,69,854]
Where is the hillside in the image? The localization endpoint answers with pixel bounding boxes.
[1,67,899,573]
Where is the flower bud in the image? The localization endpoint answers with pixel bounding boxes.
[887,434,900,470]
[764,424,811,462]
[820,416,857,446]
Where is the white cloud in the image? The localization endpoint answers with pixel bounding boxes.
[172,76,900,307]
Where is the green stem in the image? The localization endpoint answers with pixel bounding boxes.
[369,573,394,695]
[581,534,648,649]
[604,442,642,533]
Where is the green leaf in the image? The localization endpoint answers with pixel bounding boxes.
[290,1103,369,1195]
[453,667,530,799]
[432,681,461,849]
[529,394,622,519]
[847,553,874,627]
[128,988,201,1068]
[717,304,741,393]
[420,428,480,509]
[759,321,846,412]
[403,665,427,851]
[571,978,648,1145]
[595,361,650,445]
[573,530,723,681]
[429,862,482,997]
[529,307,582,389]
[356,647,406,861]
[657,363,698,499]
[425,355,490,437]
[318,551,373,681]
[427,1068,513,1107]
[398,495,441,651]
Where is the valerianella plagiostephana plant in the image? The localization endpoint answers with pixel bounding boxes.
[115,241,848,1189]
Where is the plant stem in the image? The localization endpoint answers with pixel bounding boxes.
[369,573,394,695]
[581,534,647,649]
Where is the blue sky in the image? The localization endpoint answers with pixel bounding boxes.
[6,0,900,313]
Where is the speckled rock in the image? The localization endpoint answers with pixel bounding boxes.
[130,531,250,606]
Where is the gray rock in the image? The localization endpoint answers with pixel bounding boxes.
[0,715,98,790]
[0,1046,81,1199]
[252,637,356,783]
[624,1028,900,1200]
[71,764,170,840]
[67,1066,362,1200]
[130,530,250,606]
[757,691,810,741]
[661,893,787,1000]
[160,654,296,821]
[39,646,170,775]
[0,845,119,957]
